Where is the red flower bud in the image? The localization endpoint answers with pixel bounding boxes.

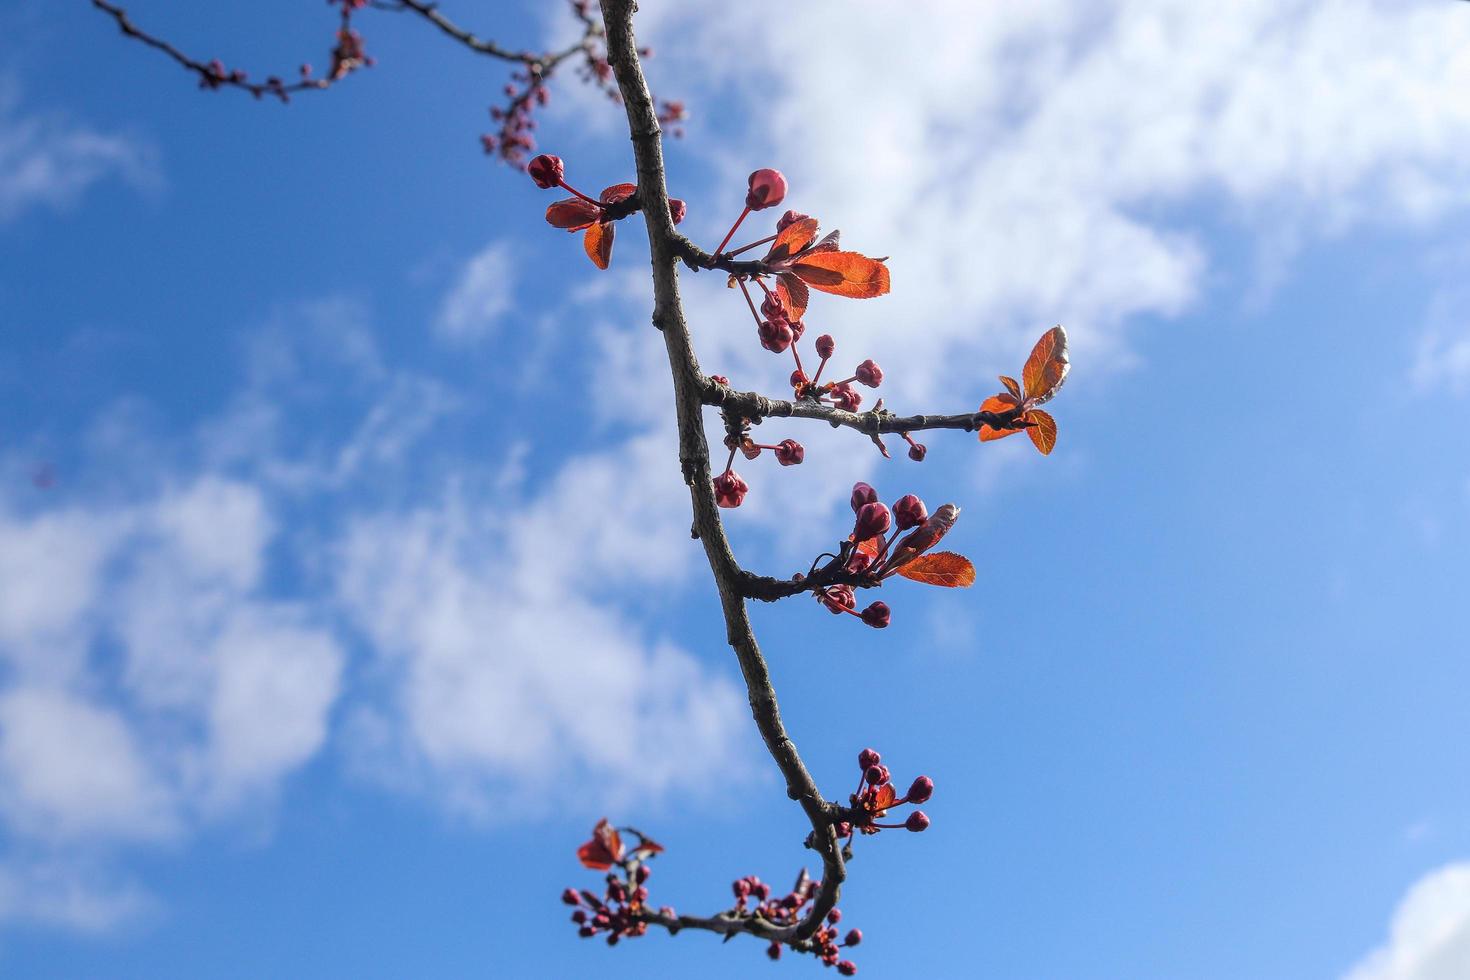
[906,775,934,804]
[632,886,649,903]
[821,585,856,614]
[788,318,805,341]
[892,494,928,531]
[733,878,751,899]
[835,821,852,837]
[827,908,842,924]
[710,374,729,386]
[865,765,885,785]
[767,941,782,960]
[816,334,836,359]
[844,928,863,947]
[850,483,878,513]
[528,154,564,189]
[578,925,596,938]
[858,748,881,770]
[907,442,927,462]
[790,368,809,387]
[713,470,749,508]
[745,168,788,210]
[562,887,582,906]
[635,865,651,884]
[853,502,891,542]
[837,961,858,976]
[669,198,687,224]
[775,439,805,466]
[760,294,787,320]
[776,209,811,232]
[905,810,930,832]
[758,318,794,354]
[571,909,588,923]
[860,601,891,629]
[854,359,883,388]
[830,382,862,411]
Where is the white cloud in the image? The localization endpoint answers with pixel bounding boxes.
[435,242,516,342]
[1412,286,1470,395]
[642,0,1470,419]
[0,858,155,933]
[1344,863,1470,980]
[0,81,158,223]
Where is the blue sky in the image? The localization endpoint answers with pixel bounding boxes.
[2,1,1470,977]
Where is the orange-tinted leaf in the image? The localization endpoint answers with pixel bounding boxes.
[599,183,637,204]
[896,551,976,588]
[977,393,1021,442]
[584,221,613,269]
[872,783,897,812]
[806,229,841,254]
[999,375,1022,399]
[855,535,880,558]
[577,818,624,870]
[1024,408,1057,455]
[1021,325,1069,404]
[546,198,601,231]
[767,217,819,263]
[777,273,809,321]
[791,251,891,299]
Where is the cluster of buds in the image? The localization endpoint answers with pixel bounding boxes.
[788,330,883,412]
[711,418,804,509]
[810,484,970,627]
[529,154,686,269]
[731,871,860,973]
[839,748,933,838]
[565,819,667,946]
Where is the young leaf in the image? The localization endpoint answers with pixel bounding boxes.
[896,552,976,588]
[999,375,1022,399]
[767,217,819,262]
[599,183,637,204]
[777,273,810,320]
[977,393,1021,442]
[1024,408,1057,455]
[584,220,614,269]
[546,198,601,231]
[1021,325,1069,404]
[791,252,891,298]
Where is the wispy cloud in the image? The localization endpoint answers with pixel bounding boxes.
[435,241,516,342]
[0,81,158,223]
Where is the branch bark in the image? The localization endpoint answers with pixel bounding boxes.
[598,0,846,944]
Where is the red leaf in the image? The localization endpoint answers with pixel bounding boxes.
[600,183,637,205]
[1024,408,1057,455]
[766,217,819,263]
[999,375,1022,399]
[1021,325,1069,404]
[584,221,613,269]
[777,273,809,321]
[577,818,625,870]
[872,783,897,813]
[977,393,1021,442]
[791,251,890,299]
[855,535,880,558]
[546,198,601,231]
[896,551,976,588]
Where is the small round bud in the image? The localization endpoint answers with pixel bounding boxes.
[854,359,883,387]
[837,961,858,976]
[865,765,884,785]
[632,886,649,903]
[712,470,749,508]
[775,439,805,466]
[850,482,878,513]
[907,442,927,462]
[907,775,934,804]
[858,747,881,770]
[821,585,856,614]
[635,865,651,884]
[816,334,836,359]
[562,887,582,906]
[860,601,891,629]
[752,880,770,901]
[527,154,564,189]
[788,318,805,342]
[745,168,788,210]
[767,941,782,960]
[844,928,863,947]
[571,909,588,923]
[790,368,809,387]
[606,933,619,946]
[710,374,730,386]
[835,821,852,837]
[892,494,928,531]
[760,294,787,320]
[905,810,930,832]
[876,764,890,784]
[669,198,687,225]
[776,209,811,232]
[827,908,842,924]
[830,382,862,412]
[853,502,892,542]
[578,925,596,938]
[758,318,794,354]
[733,878,751,899]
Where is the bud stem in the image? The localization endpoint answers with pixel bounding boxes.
[556,179,602,207]
[725,233,778,258]
[712,206,752,258]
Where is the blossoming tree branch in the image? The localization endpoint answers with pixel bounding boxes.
[98,0,1071,972]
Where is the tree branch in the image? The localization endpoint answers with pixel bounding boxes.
[706,379,1027,437]
[598,0,846,946]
